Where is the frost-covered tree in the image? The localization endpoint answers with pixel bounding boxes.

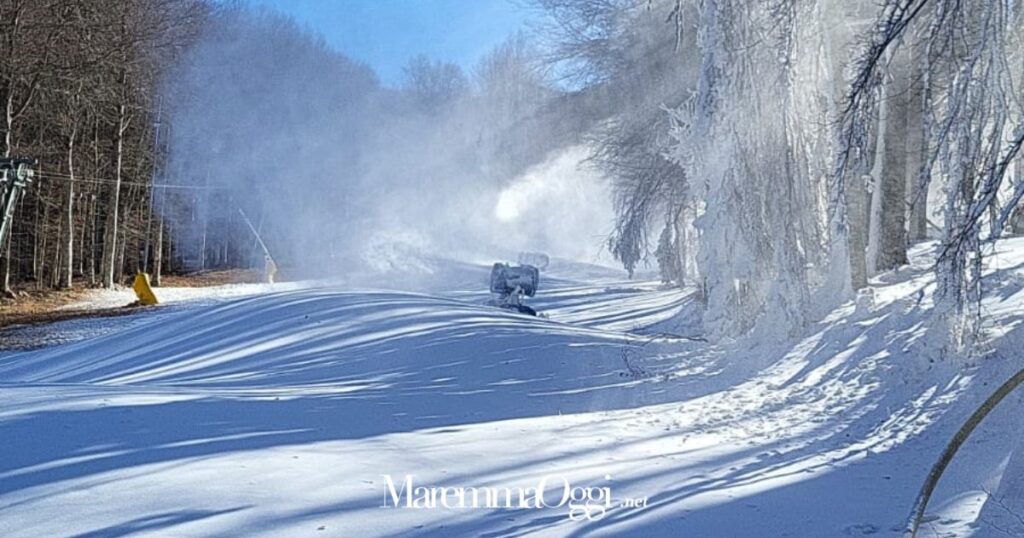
[654,207,687,284]
[535,0,699,280]
[838,0,1024,347]
[535,0,1023,344]
[662,0,846,337]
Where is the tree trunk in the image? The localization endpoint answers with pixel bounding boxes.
[37,193,49,290]
[2,231,11,296]
[78,193,86,277]
[62,130,76,289]
[115,211,127,284]
[866,80,887,277]
[199,212,207,271]
[906,47,929,243]
[3,63,14,158]
[153,215,163,286]
[867,52,911,275]
[1,75,15,295]
[88,120,99,286]
[51,201,63,288]
[848,176,869,289]
[878,55,911,271]
[101,99,127,288]
[1012,159,1024,234]
[89,195,97,286]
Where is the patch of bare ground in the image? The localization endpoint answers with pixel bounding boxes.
[0,269,264,330]
[158,268,263,288]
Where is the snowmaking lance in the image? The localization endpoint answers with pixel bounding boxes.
[489,262,540,316]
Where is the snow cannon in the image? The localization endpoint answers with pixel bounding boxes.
[489,262,540,316]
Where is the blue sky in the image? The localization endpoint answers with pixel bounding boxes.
[243,0,537,86]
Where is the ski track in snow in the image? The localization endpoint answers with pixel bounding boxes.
[2,248,1024,537]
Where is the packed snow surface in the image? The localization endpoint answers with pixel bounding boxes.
[2,246,1024,537]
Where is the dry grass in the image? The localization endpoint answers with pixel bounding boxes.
[158,268,264,288]
[0,269,265,330]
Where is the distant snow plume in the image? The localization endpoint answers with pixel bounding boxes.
[159,5,608,283]
[492,146,613,265]
[160,6,379,277]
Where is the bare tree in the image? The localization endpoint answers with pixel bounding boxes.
[402,55,468,114]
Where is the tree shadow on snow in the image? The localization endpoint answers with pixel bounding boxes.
[4,265,1024,536]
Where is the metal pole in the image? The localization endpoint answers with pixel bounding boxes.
[143,97,163,273]
[237,206,274,266]
[0,159,36,250]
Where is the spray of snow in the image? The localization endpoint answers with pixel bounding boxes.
[492,146,613,265]
[159,8,614,284]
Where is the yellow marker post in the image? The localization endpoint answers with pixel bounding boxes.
[132,272,159,306]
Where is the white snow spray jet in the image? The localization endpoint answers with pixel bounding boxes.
[493,146,614,266]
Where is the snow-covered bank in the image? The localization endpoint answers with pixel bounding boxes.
[2,241,1024,536]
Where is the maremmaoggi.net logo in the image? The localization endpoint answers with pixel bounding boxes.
[381,474,648,521]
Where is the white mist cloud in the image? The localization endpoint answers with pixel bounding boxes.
[160,7,614,285]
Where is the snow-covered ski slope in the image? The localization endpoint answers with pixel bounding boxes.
[2,245,1024,537]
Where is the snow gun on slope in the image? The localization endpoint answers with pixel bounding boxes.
[489,262,540,316]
